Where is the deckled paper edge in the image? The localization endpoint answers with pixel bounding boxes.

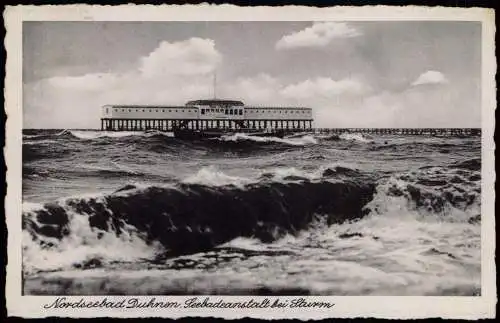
[3,4,497,319]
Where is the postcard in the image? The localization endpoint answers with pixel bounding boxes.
[4,4,496,319]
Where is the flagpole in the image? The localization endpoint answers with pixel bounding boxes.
[213,72,217,99]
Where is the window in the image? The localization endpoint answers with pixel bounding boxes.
[230,109,234,115]
[201,109,205,115]
[225,109,228,115]
[129,109,131,112]
[162,109,165,113]
[106,108,109,114]
[142,109,145,112]
[175,110,178,112]
[239,110,243,115]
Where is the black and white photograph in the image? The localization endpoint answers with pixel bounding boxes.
[4,4,496,319]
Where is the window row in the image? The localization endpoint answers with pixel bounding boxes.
[110,108,310,114]
[113,108,195,113]
[201,108,243,115]
[247,110,308,114]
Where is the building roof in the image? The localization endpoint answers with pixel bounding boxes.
[185,99,245,106]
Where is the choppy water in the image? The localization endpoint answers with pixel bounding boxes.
[22,129,481,295]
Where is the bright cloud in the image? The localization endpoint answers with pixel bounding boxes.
[281,77,369,100]
[23,38,221,129]
[411,70,448,86]
[139,38,221,77]
[276,22,361,50]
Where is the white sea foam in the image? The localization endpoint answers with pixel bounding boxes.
[69,130,144,139]
[23,139,58,145]
[261,163,359,182]
[143,130,175,138]
[67,129,174,140]
[182,166,254,188]
[23,202,164,274]
[339,132,373,143]
[262,166,317,181]
[219,133,317,146]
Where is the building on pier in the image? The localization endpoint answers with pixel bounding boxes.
[100,99,314,131]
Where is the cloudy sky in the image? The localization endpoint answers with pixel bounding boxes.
[23,21,481,128]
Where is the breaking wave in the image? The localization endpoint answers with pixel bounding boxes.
[364,160,481,224]
[339,133,373,143]
[22,158,480,274]
[217,133,318,146]
[23,167,375,273]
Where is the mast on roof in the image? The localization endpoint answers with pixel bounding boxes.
[213,71,217,99]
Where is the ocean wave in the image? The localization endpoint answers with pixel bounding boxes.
[182,166,254,187]
[22,158,480,274]
[23,176,376,272]
[68,130,145,140]
[182,164,365,187]
[450,158,481,171]
[339,133,373,143]
[315,134,341,141]
[369,141,479,153]
[23,139,58,146]
[217,133,318,146]
[364,163,480,224]
[22,200,164,274]
[80,162,145,177]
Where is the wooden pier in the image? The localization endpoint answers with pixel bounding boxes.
[100,118,480,137]
[313,128,481,137]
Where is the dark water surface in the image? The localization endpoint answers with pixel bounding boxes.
[22,129,481,295]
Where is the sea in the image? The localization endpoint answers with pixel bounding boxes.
[22,129,481,296]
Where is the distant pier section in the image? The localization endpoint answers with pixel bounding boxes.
[314,128,481,137]
[100,99,480,137]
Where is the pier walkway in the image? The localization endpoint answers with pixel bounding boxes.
[100,118,480,137]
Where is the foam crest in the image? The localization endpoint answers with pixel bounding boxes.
[218,133,317,146]
[69,130,144,140]
[261,167,317,181]
[143,130,175,138]
[339,133,373,143]
[364,165,480,224]
[23,203,164,274]
[182,166,253,187]
[23,139,58,146]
